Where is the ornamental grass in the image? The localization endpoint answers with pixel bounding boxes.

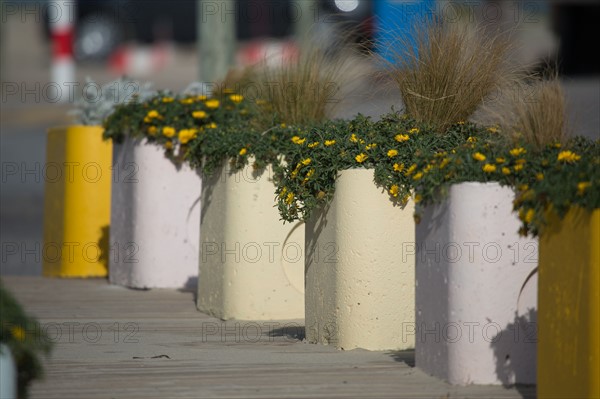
[385,18,518,132]
[252,38,362,127]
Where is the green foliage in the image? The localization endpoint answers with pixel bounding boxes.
[0,280,53,399]
[274,113,477,222]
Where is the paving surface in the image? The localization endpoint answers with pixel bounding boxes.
[2,276,535,399]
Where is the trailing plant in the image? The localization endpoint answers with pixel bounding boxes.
[275,112,479,222]
[0,280,53,399]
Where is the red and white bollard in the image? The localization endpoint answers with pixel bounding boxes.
[49,0,75,102]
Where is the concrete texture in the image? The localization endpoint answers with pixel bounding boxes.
[2,276,536,399]
[415,182,538,385]
[42,126,112,278]
[305,169,415,351]
[197,162,304,320]
[0,344,17,399]
[109,137,201,289]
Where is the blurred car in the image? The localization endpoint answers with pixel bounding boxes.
[43,0,373,62]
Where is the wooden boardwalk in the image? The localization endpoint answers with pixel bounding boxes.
[3,277,535,399]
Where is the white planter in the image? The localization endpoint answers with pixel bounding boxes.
[197,161,304,320]
[109,137,201,289]
[415,182,538,385]
[0,344,17,399]
[305,169,415,351]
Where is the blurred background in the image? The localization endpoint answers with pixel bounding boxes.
[1,0,599,276]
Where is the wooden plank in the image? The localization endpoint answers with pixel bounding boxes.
[2,277,535,398]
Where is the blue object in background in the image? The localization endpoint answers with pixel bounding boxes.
[374,0,436,64]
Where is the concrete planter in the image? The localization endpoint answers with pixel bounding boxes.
[109,137,201,289]
[415,182,538,385]
[0,344,17,399]
[43,126,112,277]
[538,207,599,399]
[305,169,415,351]
[197,161,304,320]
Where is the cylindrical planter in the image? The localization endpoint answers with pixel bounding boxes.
[305,169,415,351]
[415,182,538,385]
[197,161,304,320]
[0,344,17,399]
[109,137,201,289]
[43,126,112,277]
[538,207,599,399]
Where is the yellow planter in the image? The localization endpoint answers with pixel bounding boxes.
[43,126,112,277]
[538,207,600,398]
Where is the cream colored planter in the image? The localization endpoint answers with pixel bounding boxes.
[0,344,17,399]
[109,137,201,289]
[305,168,415,351]
[415,182,537,385]
[197,161,304,320]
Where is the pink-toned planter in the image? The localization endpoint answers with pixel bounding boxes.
[109,137,201,289]
[415,182,538,385]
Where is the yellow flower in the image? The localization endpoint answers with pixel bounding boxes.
[387,149,399,158]
[414,194,422,203]
[408,127,420,134]
[147,110,160,118]
[405,164,417,176]
[308,142,320,148]
[413,172,423,180]
[355,153,368,163]
[439,158,450,169]
[393,163,404,172]
[279,187,287,198]
[395,134,410,142]
[285,192,295,205]
[164,141,173,150]
[205,99,220,109]
[514,164,524,172]
[510,147,526,157]
[524,208,535,224]
[147,126,157,136]
[306,169,315,178]
[208,122,218,129]
[457,121,465,125]
[161,96,174,103]
[577,182,591,195]
[536,173,544,181]
[223,88,235,94]
[496,157,506,163]
[467,136,477,143]
[11,326,25,342]
[502,167,511,175]
[291,136,306,145]
[239,148,247,156]
[301,158,312,166]
[389,185,399,197]
[178,129,195,144]
[196,95,208,101]
[553,142,562,149]
[557,150,581,163]
[473,152,486,162]
[180,97,195,104]
[482,163,496,173]
[325,140,336,146]
[487,126,499,133]
[229,94,244,103]
[350,133,358,143]
[192,110,207,119]
[515,158,526,165]
[365,143,377,150]
[280,123,286,128]
[162,126,176,138]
